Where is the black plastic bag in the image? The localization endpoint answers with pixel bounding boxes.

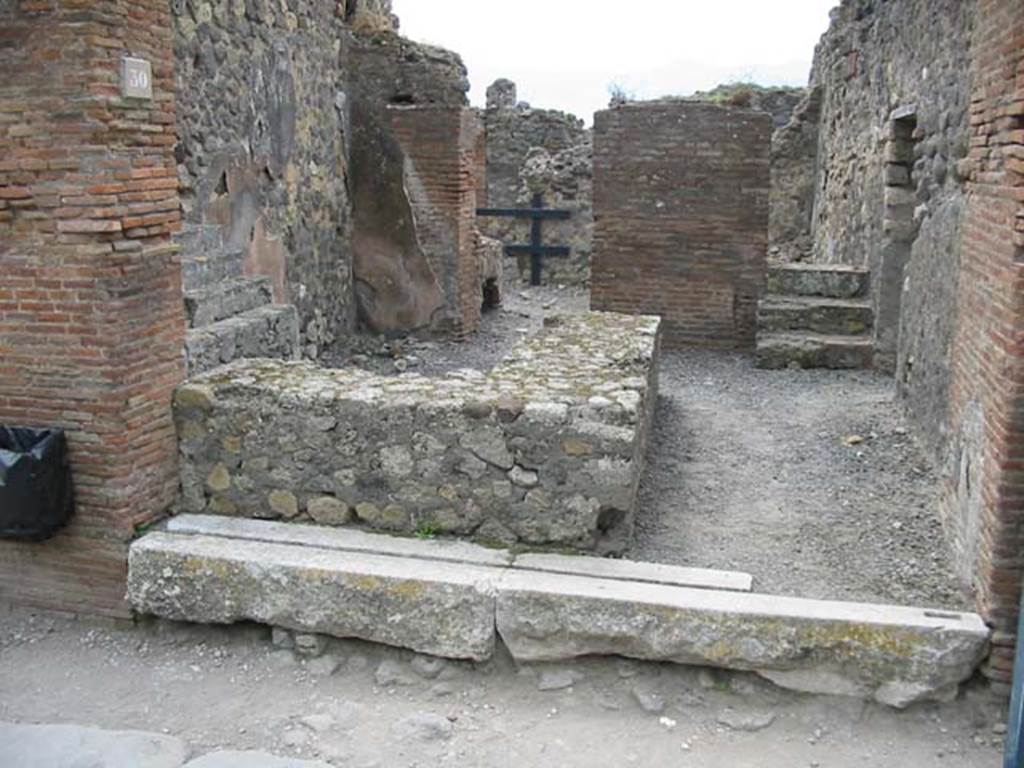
[0,426,74,541]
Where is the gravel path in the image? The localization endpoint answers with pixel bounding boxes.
[0,610,1004,767]
[628,349,969,609]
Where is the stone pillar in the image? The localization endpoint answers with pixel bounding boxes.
[591,102,771,349]
[0,1,185,617]
[388,106,484,337]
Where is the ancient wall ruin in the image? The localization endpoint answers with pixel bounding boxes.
[173,0,357,349]
[809,0,973,380]
[591,102,771,349]
[0,0,185,616]
[768,88,822,261]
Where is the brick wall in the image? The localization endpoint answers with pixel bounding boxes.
[943,0,1024,686]
[388,106,483,337]
[0,0,184,617]
[591,103,771,348]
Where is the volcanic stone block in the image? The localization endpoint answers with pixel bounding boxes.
[494,570,989,707]
[128,531,497,660]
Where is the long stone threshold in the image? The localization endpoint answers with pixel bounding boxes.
[128,515,990,709]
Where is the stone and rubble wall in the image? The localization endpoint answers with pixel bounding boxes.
[591,102,771,349]
[511,140,593,285]
[808,0,973,378]
[172,0,355,350]
[173,313,661,553]
[769,88,822,261]
[0,0,185,616]
[481,79,591,286]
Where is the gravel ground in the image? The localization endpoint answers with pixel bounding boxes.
[0,610,1005,767]
[326,285,969,610]
[627,349,970,610]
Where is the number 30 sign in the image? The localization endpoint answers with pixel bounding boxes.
[121,57,153,100]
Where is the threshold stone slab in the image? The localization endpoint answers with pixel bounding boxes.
[128,531,496,660]
[167,514,512,568]
[166,515,751,591]
[495,571,989,707]
[0,723,188,768]
[513,552,752,592]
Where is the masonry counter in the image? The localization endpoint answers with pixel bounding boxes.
[173,311,661,553]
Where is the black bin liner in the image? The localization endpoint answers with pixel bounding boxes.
[0,426,74,541]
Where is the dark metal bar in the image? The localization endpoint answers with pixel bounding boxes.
[476,193,572,287]
[476,207,571,220]
[504,245,571,257]
[529,194,544,286]
[1004,586,1024,767]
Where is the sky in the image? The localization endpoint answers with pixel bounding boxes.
[392,0,838,123]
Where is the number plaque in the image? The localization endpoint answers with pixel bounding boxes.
[121,57,153,100]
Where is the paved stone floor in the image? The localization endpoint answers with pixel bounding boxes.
[0,608,1006,767]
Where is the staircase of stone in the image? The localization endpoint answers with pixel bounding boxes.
[178,224,301,376]
[756,263,874,369]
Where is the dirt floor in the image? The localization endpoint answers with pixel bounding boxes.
[330,285,969,611]
[0,609,1006,767]
[627,349,969,610]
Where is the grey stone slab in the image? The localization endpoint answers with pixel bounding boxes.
[0,723,188,768]
[513,552,752,592]
[166,514,513,568]
[185,752,332,768]
[184,275,274,329]
[756,331,875,370]
[758,296,874,336]
[128,531,497,660]
[166,515,751,591]
[494,570,989,707]
[766,263,869,299]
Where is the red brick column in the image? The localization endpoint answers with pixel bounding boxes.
[591,103,771,349]
[388,106,483,337]
[943,0,1024,685]
[0,0,185,617]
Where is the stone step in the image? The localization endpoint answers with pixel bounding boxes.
[758,295,874,336]
[128,520,989,707]
[767,263,870,299]
[185,304,300,376]
[184,276,275,329]
[756,331,874,370]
